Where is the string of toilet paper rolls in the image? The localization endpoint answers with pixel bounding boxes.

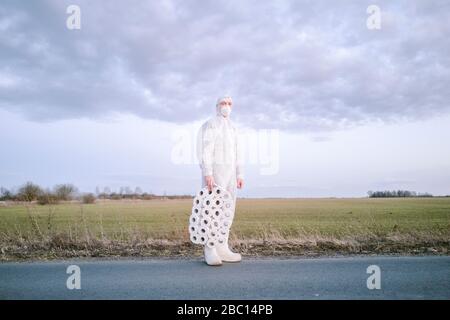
[188,185,234,248]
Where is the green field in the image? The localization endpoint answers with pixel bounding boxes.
[0,198,449,260]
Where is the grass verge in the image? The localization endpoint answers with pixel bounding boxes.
[0,198,448,261]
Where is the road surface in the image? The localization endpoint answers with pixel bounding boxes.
[1,256,449,299]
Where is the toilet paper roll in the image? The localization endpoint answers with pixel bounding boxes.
[188,224,197,234]
[197,188,207,198]
[221,219,231,229]
[200,215,212,228]
[207,228,219,240]
[191,205,201,216]
[212,197,223,208]
[211,186,223,197]
[192,196,201,207]
[190,233,202,244]
[189,215,199,226]
[202,195,214,208]
[223,201,233,210]
[218,227,229,240]
[202,207,212,218]
[210,219,221,230]
[222,192,232,201]
[222,209,233,220]
[219,226,228,234]
[205,187,215,196]
[198,225,209,235]
[198,234,207,245]
[211,208,222,220]
[206,238,216,248]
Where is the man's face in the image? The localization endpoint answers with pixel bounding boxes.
[219,99,233,117]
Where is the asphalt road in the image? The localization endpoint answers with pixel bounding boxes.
[0,256,449,299]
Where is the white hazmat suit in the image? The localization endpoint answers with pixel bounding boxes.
[197,96,244,266]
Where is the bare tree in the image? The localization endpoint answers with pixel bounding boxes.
[54,184,78,201]
[17,182,43,202]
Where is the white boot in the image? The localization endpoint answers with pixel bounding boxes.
[204,245,222,266]
[216,239,242,263]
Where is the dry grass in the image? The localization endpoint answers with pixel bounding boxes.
[0,198,449,261]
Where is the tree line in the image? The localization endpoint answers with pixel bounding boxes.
[0,182,192,205]
[367,190,434,198]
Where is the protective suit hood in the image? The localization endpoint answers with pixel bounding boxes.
[216,96,233,117]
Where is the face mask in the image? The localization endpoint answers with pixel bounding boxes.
[220,105,232,117]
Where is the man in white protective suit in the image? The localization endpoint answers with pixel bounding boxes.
[197,96,244,266]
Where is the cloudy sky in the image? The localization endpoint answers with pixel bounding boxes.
[1,0,449,197]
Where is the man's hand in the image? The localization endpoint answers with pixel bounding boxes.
[237,178,244,189]
[205,175,215,191]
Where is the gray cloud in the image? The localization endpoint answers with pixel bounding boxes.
[1,0,449,131]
